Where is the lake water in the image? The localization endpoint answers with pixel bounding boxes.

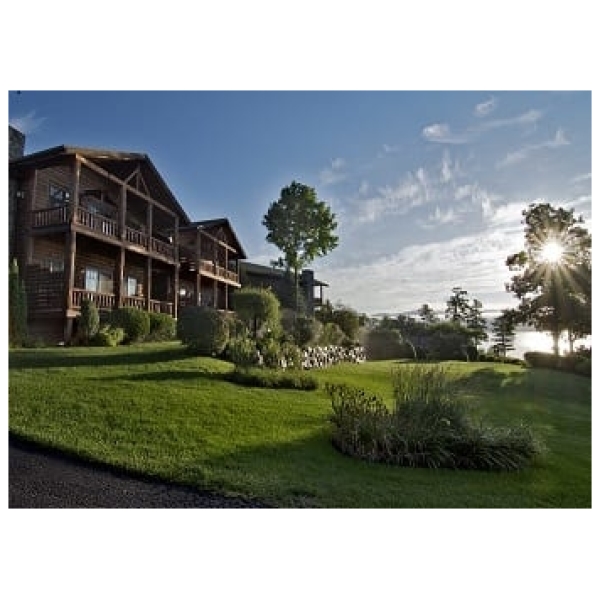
[483,329,592,359]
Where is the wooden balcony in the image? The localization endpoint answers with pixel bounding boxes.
[71,289,174,316]
[197,259,240,285]
[30,206,177,263]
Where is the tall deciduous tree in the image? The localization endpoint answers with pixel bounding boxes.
[262,181,338,314]
[506,202,591,355]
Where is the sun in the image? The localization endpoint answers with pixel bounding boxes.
[540,240,564,264]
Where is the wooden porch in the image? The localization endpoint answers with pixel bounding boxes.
[31,205,178,264]
[69,288,175,317]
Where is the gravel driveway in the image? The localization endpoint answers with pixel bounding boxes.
[9,436,269,508]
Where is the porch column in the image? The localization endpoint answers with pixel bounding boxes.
[194,229,202,305]
[64,157,81,318]
[119,185,127,240]
[146,257,152,311]
[115,248,125,308]
[173,215,179,318]
[213,279,218,309]
[146,203,153,250]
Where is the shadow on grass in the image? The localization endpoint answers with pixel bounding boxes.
[95,369,229,384]
[9,344,191,370]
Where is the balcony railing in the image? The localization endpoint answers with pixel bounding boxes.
[71,289,174,315]
[72,289,116,311]
[197,259,240,284]
[30,206,177,263]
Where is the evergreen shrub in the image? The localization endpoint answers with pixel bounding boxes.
[177,306,229,356]
[109,307,151,343]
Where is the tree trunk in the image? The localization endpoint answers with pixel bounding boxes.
[552,330,560,356]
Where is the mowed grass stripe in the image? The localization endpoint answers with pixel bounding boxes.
[9,342,591,507]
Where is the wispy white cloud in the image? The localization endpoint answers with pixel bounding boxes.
[418,206,460,229]
[570,172,591,184]
[318,227,522,315]
[422,109,544,145]
[319,157,346,186]
[474,97,497,117]
[9,110,46,135]
[496,128,570,169]
[440,150,461,183]
[422,123,469,144]
[479,109,543,132]
[377,143,400,158]
[357,171,426,223]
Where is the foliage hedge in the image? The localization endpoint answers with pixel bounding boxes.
[77,299,100,344]
[327,364,543,471]
[524,351,591,377]
[93,325,125,347]
[147,312,176,341]
[225,367,318,390]
[109,307,150,343]
[177,306,229,356]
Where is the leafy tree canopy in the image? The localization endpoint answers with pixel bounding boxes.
[506,202,591,355]
[262,181,338,312]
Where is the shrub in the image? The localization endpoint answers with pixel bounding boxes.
[226,367,318,390]
[292,316,320,347]
[77,299,100,345]
[232,286,281,339]
[93,325,125,347]
[177,306,229,356]
[226,336,260,368]
[363,328,411,360]
[259,338,282,369]
[326,364,543,471]
[524,351,559,369]
[147,312,176,341]
[281,342,303,370]
[318,322,347,346]
[109,307,150,343]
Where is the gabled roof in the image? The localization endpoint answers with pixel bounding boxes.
[10,145,190,225]
[180,217,247,259]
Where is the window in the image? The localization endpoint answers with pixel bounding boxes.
[40,257,65,273]
[126,276,138,297]
[84,267,113,294]
[49,184,70,207]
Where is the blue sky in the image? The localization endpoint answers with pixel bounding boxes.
[9,91,591,315]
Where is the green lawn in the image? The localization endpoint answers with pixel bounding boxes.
[9,342,591,507]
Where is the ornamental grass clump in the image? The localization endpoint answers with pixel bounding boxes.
[327,364,543,471]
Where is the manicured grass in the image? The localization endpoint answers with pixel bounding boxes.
[9,342,591,507]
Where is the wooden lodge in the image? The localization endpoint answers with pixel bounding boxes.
[8,127,246,343]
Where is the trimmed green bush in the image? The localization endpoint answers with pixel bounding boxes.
[524,351,559,369]
[93,325,125,347]
[77,299,100,345]
[259,338,282,369]
[225,367,318,390]
[109,307,150,343]
[281,342,303,370]
[327,364,543,471]
[177,306,229,356]
[147,312,176,341]
[226,336,260,368]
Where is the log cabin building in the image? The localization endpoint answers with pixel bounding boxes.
[8,126,246,343]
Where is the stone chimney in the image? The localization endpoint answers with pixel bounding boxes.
[9,125,25,159]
